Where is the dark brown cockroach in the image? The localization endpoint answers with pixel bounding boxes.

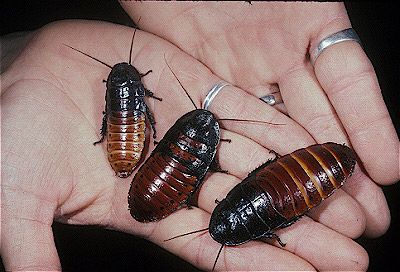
[165,142,357,271]
[64,27,162,178]
[128,108,221,222]
[128,57,281,222]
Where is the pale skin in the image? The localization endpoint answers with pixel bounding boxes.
[1,2,398,271]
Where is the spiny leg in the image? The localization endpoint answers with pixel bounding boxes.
[144,102,157,138]
[263,232,286,247]
[209,157,228,174]
[93,113,107,145]
[185,192,195,210]
[140,69,152,77]
[269,149,280,161]
[144,87,162,101]
[250,149,280,170]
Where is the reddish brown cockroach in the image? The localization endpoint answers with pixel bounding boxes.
[128,56,282,222]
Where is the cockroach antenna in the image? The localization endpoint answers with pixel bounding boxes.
[163,227,209,242]
[216,118,285,125]
[212,244,225,272]
[62,43,113,69]
[163,54,198,110]
[129,17,141,65]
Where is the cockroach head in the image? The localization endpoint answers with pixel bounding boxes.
[209,197,254,246]
[178,109,220,146]
[108,63,142,84]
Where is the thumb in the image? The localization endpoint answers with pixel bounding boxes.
[1,190,60,271]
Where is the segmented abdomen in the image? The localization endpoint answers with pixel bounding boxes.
[107,110,145,178]
[243,142,356,229]
[128,132,208,222]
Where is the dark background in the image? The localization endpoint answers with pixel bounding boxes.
[1,1,398,271]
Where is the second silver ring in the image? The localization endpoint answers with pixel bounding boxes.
[202,82,231,110]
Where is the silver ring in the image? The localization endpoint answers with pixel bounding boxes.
[260,94,276,106]
[311,28,362,66]
[202,82,230,110]
[260,90,282,106]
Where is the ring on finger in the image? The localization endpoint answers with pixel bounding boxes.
[203,82,231,110]
[260,91,282,106]
[310,28,363,66]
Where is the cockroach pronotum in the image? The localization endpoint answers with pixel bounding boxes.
[165,142,357,271]
[63,26,162,178]
[128,56,282,222]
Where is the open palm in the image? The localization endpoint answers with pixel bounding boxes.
[123,2,398,185]
[1,18,395,271]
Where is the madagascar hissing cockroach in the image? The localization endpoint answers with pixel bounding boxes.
[128,108,221,222]
[165,142,357,271]
[128,56,281,222]
[64,26,162,178]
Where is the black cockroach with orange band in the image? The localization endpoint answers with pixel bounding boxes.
[63,25,162,178]
[165,142,357,271]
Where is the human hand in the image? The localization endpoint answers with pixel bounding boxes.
[0,18,392,272]
[121,2,398,185]
[118,1,399,270]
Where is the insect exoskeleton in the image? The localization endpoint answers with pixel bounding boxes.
[64,25,162,178]
[128,109,220,222]
[165,142,357,271]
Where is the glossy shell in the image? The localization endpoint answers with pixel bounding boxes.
[209,142,357,246]
[95,62,159,178]
[128,109,220,222]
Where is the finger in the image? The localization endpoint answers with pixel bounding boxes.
[312,33,399,185]
[274,216,369,271]
[2,220,60,271]
[204,84,315,153]
[277,65,390,237]
[155,208,315,271]
[343,165,391,238]
[307,188,366,239]
[217,129,277,178]
[278,63,349,144]
[1,189,60,271]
